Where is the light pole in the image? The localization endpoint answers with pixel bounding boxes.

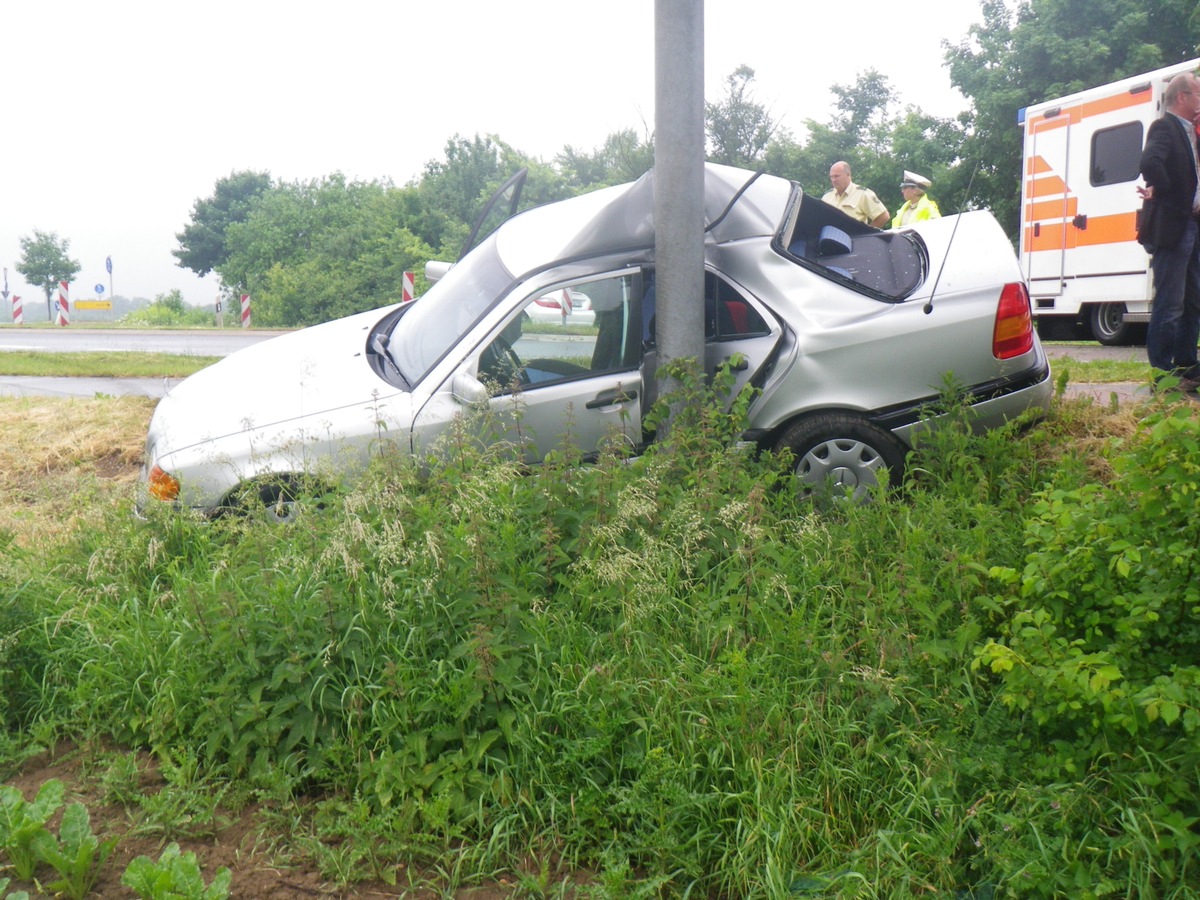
[654,0,706,416]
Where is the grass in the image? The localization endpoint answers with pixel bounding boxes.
[1047,354,1151,383]
[0,395,155,549]
[7,368,1199,897]
[3,351,1195,897]
[0,351,218,378]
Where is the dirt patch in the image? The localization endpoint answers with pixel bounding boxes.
[2,743,514,899]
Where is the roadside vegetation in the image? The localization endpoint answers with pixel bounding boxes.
[2,365,1199,897]
[0,353,218,379]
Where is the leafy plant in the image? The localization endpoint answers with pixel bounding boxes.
[31,801,118,900]
[122,842,232,900]
[0,778,63,879]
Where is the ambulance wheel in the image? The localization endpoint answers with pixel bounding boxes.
[1089,303,1133,346]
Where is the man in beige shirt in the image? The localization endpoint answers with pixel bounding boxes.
[821,160,889,228]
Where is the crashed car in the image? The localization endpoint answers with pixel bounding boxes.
[139,163,1052,517]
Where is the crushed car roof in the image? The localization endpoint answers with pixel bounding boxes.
[496,163,793,277]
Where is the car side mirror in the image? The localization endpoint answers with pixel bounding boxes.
[452,371,490,408]
[425,260,452,283]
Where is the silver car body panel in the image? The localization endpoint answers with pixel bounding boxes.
[140,164,1051,515]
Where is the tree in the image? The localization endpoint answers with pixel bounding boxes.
[705,65,780,167]
[764,70,903,201]
[16,230,81,319]
[219,175,437,327]
[174,170,272,277]
[557,127,655,190]
[828,68,897,153]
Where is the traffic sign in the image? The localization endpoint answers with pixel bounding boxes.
[94,283,105,294]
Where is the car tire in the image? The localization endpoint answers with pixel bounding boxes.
[227,477,326,524]
[1088,302,1134,346]
[257,482,302,524]
[775,413,907,502]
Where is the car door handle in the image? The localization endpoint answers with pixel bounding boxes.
[586,388,638,409]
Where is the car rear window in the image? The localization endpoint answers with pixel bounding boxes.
[783,194,924,300]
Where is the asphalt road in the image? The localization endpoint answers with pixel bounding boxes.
[0,328,285,398]
[0,327,285,356]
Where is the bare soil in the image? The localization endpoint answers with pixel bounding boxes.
[3,742,518,898]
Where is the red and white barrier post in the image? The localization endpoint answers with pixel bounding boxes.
[56,281,70,326]
[11,295,22,326]
[240,293,251,328]
[402,271,415,304]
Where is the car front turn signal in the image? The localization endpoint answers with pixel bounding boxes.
[147,464,181,502]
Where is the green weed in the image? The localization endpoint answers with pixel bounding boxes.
[0,779,63,879]
[30,801,117,899]
[122,841,232,900]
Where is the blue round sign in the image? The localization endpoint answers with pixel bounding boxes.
[95,284,105,294]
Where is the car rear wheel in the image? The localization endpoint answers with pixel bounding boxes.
[776,413,906,502]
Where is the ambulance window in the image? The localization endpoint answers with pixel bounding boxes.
[1091,122,1143,186]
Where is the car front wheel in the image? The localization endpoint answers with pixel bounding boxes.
[776,413,907,502]
[225,476,327,524]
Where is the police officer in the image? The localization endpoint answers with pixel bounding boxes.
[822,161,890,228]
[891,171,941,228]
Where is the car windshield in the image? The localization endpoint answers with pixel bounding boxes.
[388,233,515,384]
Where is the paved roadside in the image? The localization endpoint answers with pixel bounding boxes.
[1060,382,1148,405]
[0,376,181,398]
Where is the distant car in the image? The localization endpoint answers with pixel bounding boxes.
[138,164,1052,517]
[526,288,595,326]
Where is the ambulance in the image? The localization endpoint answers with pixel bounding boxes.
[1019,57,1200,344]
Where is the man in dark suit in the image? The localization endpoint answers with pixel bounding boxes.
[1140,71,1200,390]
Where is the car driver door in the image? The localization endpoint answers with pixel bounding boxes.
[412,271,646,462]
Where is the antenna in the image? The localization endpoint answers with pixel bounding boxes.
[924,160,981,315]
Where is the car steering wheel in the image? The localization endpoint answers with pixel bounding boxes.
[480,335,524,390]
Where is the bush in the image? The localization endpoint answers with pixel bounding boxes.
[977,400,1200,891]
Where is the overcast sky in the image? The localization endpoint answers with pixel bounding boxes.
[1,0,989,310]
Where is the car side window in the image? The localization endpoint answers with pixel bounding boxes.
[479,273,642,395]
[641,270,769,348]
[706,273,769,341]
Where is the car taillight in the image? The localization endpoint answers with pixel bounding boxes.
[147,464,181,502]
[534,296,564,310]
[993,282,1034,359]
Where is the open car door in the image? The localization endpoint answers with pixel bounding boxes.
[459,169,528,261]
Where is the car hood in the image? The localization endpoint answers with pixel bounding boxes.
[152,306,400,455]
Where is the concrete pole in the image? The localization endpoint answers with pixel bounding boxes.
[654,0,706,409]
